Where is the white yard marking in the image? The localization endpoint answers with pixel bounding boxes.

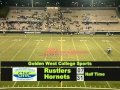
[37,37,52,87]
[0,86,117,89]
[27,39,41,61]
[37,82,40,87]
[0,39,8,46]
[80,40,87,42]
[11,37,33,88]
[12,82,17,87]
[44,37,52,61]
[109,37,120,54]
[83,82,87,88]
[112,37,120,45]
[60,37,63,87]
[0,42,17,55]
[82,38,96,87]
[58,40,65,42]
[61,37,63,61]
[12,37,33,88]
[83,38,95,61]
[106,81,111,88]
[102,40,111,43]
[72,38,79,60]
[92,38,112,61]
[106,41,120,55]
[72,38,87,88]
[10,37,32,61]
[12,39,22,42]
[36,40,44,42]
[92,38,112,88]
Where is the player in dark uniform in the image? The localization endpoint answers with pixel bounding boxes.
[3,31,6,36]
[107,47,112,54]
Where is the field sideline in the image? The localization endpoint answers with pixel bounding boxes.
[0,34,120,90]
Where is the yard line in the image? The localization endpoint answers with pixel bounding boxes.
[44,37,52,61]
[37,37,52,87]
[83,37,97,88]
[72,37,87,87]
[29,38,42,87]
[37,81,40,87]
[0,39,8,46]
[11,37,33,88]
[109,37,120,54]
[0,42,17,55]
[106,41,120,55]
[112,37,120,45]
[92,38,112,61]
[0,42,19,88]
[27,37,42,87]
[12,82,17,87]
[0,39,8,74]
[83,82,86,87]
[106,81,111,88]
[27,38,41,61]
[92,38,112,88]
[61,37,63,61]
[10,37,32,61]
[61,37,63,87]
[0,86,116,89]
[83,38,95,61]
[71,38,79,60]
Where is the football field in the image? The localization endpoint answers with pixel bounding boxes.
[0,34,120,90]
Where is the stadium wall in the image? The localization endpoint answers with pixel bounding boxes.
[9,7,116,10]
[1,30,120,35]
[0,0,120,7]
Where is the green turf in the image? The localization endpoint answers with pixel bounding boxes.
[0,34,120,90]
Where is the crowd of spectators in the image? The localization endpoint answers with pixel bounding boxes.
[0,8,120,33]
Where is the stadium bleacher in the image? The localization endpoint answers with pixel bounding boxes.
[0,0,120,34]
[0,8,120,33]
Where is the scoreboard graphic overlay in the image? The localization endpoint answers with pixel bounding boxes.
[1,61,120,81]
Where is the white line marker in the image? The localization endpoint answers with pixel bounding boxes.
[44,37,52,61]
[60,37,63,87]
[0,42,17,55]
[72,38,79,60]
[92,38,112,88]
[10,37,32,61]
[92,38,112,61]
[12,82,17,87]
[83,38,95,61]
[37,82,40,87]
[106,81,111,88]
[0,86,117,89]
[27,38,41,61]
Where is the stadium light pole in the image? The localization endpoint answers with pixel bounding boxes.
[0,2,2,6]
[31,0,33,7]
[92,0,93,7]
